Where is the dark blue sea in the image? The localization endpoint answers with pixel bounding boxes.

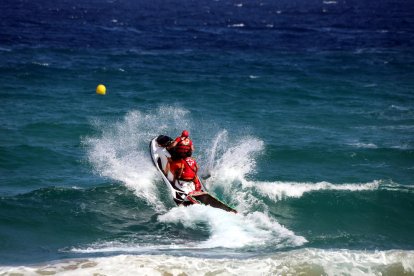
[1,0,414,274]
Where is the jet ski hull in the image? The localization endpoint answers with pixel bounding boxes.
[149,136,237,213]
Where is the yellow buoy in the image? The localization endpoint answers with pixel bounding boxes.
[96,84,106,95]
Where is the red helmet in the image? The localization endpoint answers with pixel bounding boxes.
[181,130,189,137]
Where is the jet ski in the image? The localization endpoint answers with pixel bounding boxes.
[149,135,237,213]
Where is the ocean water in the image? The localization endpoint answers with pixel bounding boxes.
[1,0,414,275]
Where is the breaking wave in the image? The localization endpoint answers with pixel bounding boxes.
[2,249,413,276]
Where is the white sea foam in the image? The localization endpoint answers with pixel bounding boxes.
[32,61,50,67]
[68,238,193,254]
[363,83,378,87]
[207,136,264,188]
[253,180,380,201]
[70,242,153,254]
[203,135,265,213]
[159,204,306,249]
[203,129,228,178]
[348,142,378,149]
[229,23,245,28]
[390,104,409,111]
[2,249,413,276]
[203,131,386,204]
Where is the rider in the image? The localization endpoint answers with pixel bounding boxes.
[164,156,202,192]
[175,156,202,192]
[167,130,194,160]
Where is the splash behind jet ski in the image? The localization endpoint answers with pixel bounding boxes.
[149,135,237,213]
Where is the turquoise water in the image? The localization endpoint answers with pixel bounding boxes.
[1,0,414,274]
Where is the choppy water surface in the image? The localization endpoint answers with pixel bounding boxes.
[1,0,414,274]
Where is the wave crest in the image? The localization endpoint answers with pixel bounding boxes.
[254,180,381,201]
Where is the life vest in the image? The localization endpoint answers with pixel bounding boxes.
[175,137,192,158]
[180,157,197,181]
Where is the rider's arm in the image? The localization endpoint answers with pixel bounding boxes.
[166,140,177,150]
[194,176,202,191]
